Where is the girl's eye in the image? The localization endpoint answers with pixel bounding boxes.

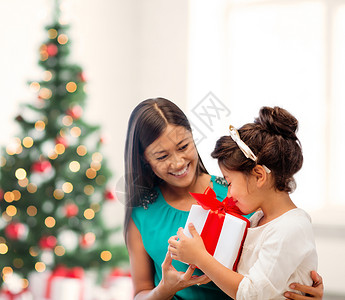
[157,155,168,161]
[178,143,189,151]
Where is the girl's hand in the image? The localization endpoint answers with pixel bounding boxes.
[168,223,207,266]
[284,271,323,299]
[160,250,210,294]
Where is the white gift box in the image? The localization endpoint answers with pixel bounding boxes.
[0,291,33,300]
[184,204,249,270]
[28,269,94,300]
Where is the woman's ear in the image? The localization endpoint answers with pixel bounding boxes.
[252,165,267,188]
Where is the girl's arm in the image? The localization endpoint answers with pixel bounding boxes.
[168,223,244,299]
[284,271,324,300]
[127,218,209,300]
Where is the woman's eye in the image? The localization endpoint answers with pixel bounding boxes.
[157,155,168,161]
[178,143,189,151]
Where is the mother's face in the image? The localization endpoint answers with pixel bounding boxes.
[144,124,199,189]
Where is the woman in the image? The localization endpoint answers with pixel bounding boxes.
[124,98,323,300]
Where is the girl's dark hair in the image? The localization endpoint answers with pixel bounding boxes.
[124,98,208,238]
[211,106,303,193]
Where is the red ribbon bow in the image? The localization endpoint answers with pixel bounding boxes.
[190,187,249,269]
[45,265,84,300]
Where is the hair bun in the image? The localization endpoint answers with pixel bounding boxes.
[255,106,298,140]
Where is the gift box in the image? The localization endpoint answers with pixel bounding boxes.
[103,268,133,300]
[28,266,93,300]
[184,187,250,271]
[0,290,33,300]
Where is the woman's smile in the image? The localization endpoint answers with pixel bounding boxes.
[169,162,190,177]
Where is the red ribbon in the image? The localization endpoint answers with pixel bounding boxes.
[45,265,84,300]
[2,289,27,300]
[189,187,250,270]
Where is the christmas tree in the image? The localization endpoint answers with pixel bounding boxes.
[0,1,128,291]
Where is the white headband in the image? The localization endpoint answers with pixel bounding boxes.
[229,125,271,174]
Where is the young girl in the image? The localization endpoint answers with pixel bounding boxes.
[168,106,318,299]
[125,99,322,299]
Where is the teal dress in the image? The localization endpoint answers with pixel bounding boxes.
[132,175,252,300]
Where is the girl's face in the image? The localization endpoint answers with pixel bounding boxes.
[144,124,199,189]
[219,165,261,215]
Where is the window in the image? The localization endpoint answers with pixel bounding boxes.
[187,0,345,211]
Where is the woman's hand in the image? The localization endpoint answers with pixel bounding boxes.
[284,271,323,299]
[160,250,210,294]
[168,223,208,266]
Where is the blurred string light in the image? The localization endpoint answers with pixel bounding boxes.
[100,250,112,262]
[0,243,8,255]
[69,161,80,172]
[35,120,46,131]
[29,247,39,257]
[96,175,106,186]
[48,28,58,39]
[12,190,21,201]
[0,156,6,167]
[62,115,73,126]
[6,206,17,217]
[57,34,68,45]
[84,185,94,196]
[70,126,81,137]
[43,70,53,81]
[54,245,65,256]
[27,183,37,194]
[66,81,77,93]
[22,137,34,148]
[15,168,27,180]
[35,262,46,272]
[4,192,14,203]
[55,143,65,155]
[44,216,56,228]
[62,182,73,193]
[86,168,96,179]
[27,206,37,217]
[39,87,52,100]
[6,138,22,155]
[77,145,87,156]
[18,178,29,187]
[29,82,40,93]
[83,208,95,220]
[53,189,64,200]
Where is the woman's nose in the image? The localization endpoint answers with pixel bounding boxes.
[170,153,184,169]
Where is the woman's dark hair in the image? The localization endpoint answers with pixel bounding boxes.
[211,106,303,193]
[124,98,208,238]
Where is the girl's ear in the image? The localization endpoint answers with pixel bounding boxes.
[252,165,267,188]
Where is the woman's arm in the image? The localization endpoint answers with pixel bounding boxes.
[127,218,209,300]
[284,271,323,299]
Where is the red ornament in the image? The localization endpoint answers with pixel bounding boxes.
[39,235,57,250]
[55,136,68,147]
[46,44,58,56]
[0,189,3,200]
[78,72,87,82]
[80,232,95,248]
[105,190,116,201]
[32,160,52,173]
[5,222,26,240]
[66,105,83,120]
[64,203,79,218]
